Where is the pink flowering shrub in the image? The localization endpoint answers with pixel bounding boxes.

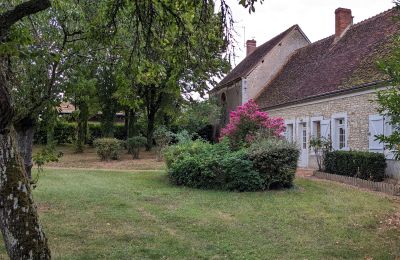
[220,100,285,148]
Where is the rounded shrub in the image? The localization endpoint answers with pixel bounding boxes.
[248,138,299,189]
[126,136,147,159]
[93,138,123,161]
[166,138,298,192]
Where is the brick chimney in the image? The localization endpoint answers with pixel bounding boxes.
[246,39,256,56]
[335,8,353,38]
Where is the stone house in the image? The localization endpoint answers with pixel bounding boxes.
[212,7,400,178]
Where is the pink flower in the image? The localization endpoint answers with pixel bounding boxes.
[220,100,284,145]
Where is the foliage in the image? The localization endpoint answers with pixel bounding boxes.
[375,32,400,159]
[154,126,173,161]
[164,140,214,169]
[34,120,76,145]
[126,136,147,159]
[174,98,222,134]
[324,151,387,181]
[375,87,400,159]
[248,138,300,189]
[93,138,123,161]
[309,136,332,171]
[173,130,196,144]
[32,146,63,188]
[220,100,285,149]
[166,137,299,191]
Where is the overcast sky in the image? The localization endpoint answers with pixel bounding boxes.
[226,0,395,65]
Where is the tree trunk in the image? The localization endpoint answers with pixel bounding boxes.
[14,117,35,180]
[76,102,88,152]
[146,111,156,151]
[0,130,51,259]
[127,109,138,139]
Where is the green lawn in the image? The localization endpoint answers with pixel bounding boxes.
[1,169,399,259]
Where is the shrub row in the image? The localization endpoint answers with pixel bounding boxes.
[34,121,127,145]
[165,138,299,192]
[324,150,386,181]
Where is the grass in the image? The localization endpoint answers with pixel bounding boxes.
[0,169,399,259]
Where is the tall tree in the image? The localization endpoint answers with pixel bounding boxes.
[0,1,52,258]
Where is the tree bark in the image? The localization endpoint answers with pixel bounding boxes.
[127,109,138,139]
[0,130,51,259]
[14,117,35,180]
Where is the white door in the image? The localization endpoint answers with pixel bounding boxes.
[298,122,308,167]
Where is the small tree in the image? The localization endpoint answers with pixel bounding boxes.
[126,136,147,159]
[220,100,285,149]
[154,126,173,161]
[309,136,332,171]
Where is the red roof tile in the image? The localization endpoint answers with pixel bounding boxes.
[256,8,399,109]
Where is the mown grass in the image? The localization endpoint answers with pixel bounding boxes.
[0,169,399,259]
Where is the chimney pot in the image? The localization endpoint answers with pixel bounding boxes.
[335,8,353,38]
[246,39,257,56]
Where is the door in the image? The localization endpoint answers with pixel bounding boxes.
[298,122,308,167]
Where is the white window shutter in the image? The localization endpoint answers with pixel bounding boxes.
[384,117,395,159]
[320,119,331,140]
[368,115,384,152]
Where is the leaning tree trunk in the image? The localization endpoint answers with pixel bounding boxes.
[15,117,35,180]
[0,130,51,259]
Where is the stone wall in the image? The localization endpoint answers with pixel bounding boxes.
[266,91,378,151]
[264,90,400,178]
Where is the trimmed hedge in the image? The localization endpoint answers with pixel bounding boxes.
[324,150,386,181]
[34,121,76,145]
[165,138,299,192]
[35,121,128,145]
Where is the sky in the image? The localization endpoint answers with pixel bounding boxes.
[226,0,395,65]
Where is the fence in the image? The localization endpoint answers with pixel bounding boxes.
[313,171,400,196]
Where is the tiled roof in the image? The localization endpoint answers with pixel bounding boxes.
[256,8,398,109]
[213,25,299,91]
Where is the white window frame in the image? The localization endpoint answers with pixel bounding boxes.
[284,119,295,143]
[296,116,309,148]
[331,112,349,151]
[310,116,324,138]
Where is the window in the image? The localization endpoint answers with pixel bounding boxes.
[302,123,307,149]
[285,124,294,142]
[331,113,348,150]
[335,118,347,150]
[311,117,324,139]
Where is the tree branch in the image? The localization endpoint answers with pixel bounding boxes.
[0,0,51,39]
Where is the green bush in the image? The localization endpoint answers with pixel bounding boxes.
[34,120,76,145]
[93,138,123,161]
[166,138,298,192]
[248,138,299,189]
[221,150,263,191]
[88,123,102,145]
[114,124,127,140]
[324,150,387,181]
[126,136,147,159]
